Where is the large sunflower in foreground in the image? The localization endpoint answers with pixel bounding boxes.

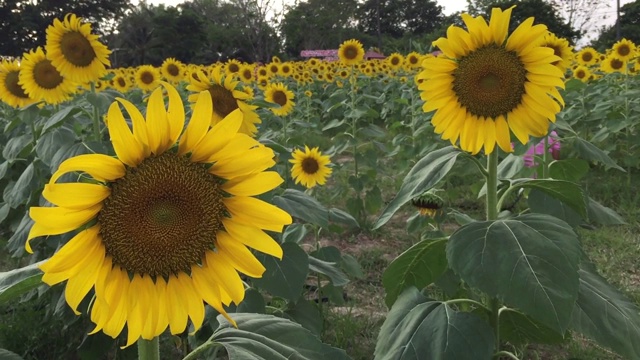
[338,39,365,66]
[0,60,35,108]
[289,146,332,189]
[418,7,565,154]
[187,67,260,136]
[45,14,111,84]
[26,82,292,347]
[19,47,77,105]
[264,82,295,116]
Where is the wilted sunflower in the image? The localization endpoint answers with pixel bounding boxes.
[27,82,292,347]
[338,39,365,66]
[161,58,185,83]
[611,38,637,62]
[289,146,332,188]
[19,47,77,105]
[0,59,35,108]
[419,7,565,154]
[411,190,445,218]
[541,32,573,73]
[264,82,295,116]
[135,65,161,92]
[187,67,261,136]
[575,47,599,66]
[45,14,111,84]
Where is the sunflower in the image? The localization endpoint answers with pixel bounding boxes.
[280,63,293,77]
[0,59,35,108]
[161,58,185,84]
[419,7,565,154]
[289,146,332,189]
[575,47,599,66]
[611,38,637,62]
[405,52,422,69]
[45,14,111,84]
[187,67,261,136]
[111,72,132,93]
[600,55,626,74]
[225,59,242,76]
[26,82,292,347]
[135,65,161,92]
[338,39,365,66]
[387,53,404,70]
[541,32,573,73]
[264,82,295,116]
[19,47,77,105]
[267,62,281,77]
[411,190,445,218]
[238,64,255,84]
[572,65,591,82]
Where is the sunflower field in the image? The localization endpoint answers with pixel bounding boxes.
[1,7,640,360]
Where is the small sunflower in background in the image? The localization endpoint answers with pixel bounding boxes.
[134,65,161,92]
[611,38,637,62]
[45,14,111,84]
[26,82,292,347]
[225,59,242,76]
[411,190,445,218]
[19,47,77,105]
[572,65,591,82]
[338,39,365,66]
[575,47,599,66]
[111,71,132,93]
[0,59,35,108]
[290,146,332,189]
[541,32,573,73]
[418,7,565,154]
[304,90,313,97]
[267,62,281,77]
[187,67,261,136]
[238,64,255,84]
[386,53,404,70]
[404,51,422,69]
[160,58,185,83]
[264,82,295,116]
[600,55,626,74]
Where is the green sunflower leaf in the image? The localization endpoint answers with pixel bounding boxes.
[0,261,44,305]
[373,146,461,230]
[212,313,350,360]
[253,242,309,302]
[374,287,494,360]
[446,214,581,333]
[272,189,329,228]
[0,348,24,360]
[512,178,588,219]
[382,237,448,308]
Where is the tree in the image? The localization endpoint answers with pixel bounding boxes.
[548,0,612,41]
[0,0,131,57]
[280,0,363,58]
[591,0,640,51]
[357,0,445,39]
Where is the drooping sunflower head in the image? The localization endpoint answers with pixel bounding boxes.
[411,190,445,218]
[289,146,332,189]
[19,47,77,105]
[0,59,35,108]
[418,6,565,154]
[27,82,291,347]
[135,65,161,92]
[264,82,295,116]
[611,38,637,62]
[575,47,599,66]
[187,67,261,136]
[161,58,185,83]
[338,39,365,66]
[541,32,573,73]
[45,13,111,84]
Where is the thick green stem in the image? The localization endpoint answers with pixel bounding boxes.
[486,150,501,351]
[182,340,221,360]
[137,337,160,360]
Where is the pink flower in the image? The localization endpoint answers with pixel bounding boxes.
[523,131,561,168]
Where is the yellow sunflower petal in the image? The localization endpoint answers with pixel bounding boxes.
[115,97,150,157]
[222,219,283,259]
[43,183,109,210]
[64,241,105,314]
[103,267,130,338]
[154,276,170,335]
[495,115,512,153]
[40,225,102,284]
[216,231,266,278]
[191,264,236,326]
[224,196,292,232]
[26,204,102,253]
[50,154,125,184]
[176,272,205,333]
[125,274,147,347]
[205,251,244,304]
[178,90,212,155]
[210,146,276,179]
[489,6,513,45]
[146,87,171,155]
[107,101,144,167]
[221,171,283,196]
[166,274,189,335]
[141,275,160,339]
[160,81,185,146]
[189,109,243,163]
